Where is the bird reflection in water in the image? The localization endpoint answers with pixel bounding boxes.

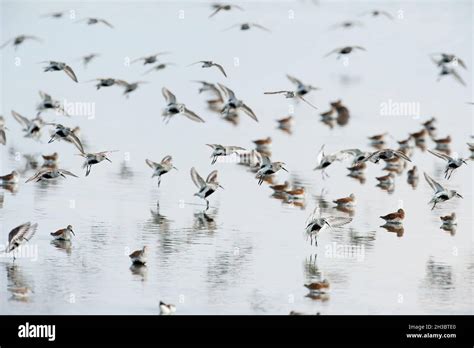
[118,161,134,179]
[129,263,148,281]
[6,264,33,302]
[380,223,404,237]
[51,239,72,254]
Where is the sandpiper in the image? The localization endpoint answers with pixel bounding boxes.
[333,193,356,207]
[116,80,148,98]
[256,156,288,185]
[360,9,393,19]
[428,149,468,179]
[76,17,114,28]
[264,90,318,110]
[431,53,467,69]
[0,116,6,145]
[368,132,388,146]
[435,64,465,86]
[51,225,75,241]
[5,222,38,261]
[218,84,258,122]
[131,52,170,65]
[253,137,272,154]
[25,168,78,183]
[42,152,59,166]
[341,148,371,164]
[145,156,177,186]
[284,187,306,202]
[86,78,122,89]
[347,161,366,177]
[129,246,148,265]
[0,171,19,184]
[37,91,68,116]
[433,135,451,150]
[440,213,457,226]
[224,22,271,32]
[422,117,437,135]
[380,208,405,224]
[41,11,65,19]
[41,61,78,82]
[286,75,320,97]
[159,301,176,315]
[313,145,349,178]
[11,110,45,139]
[191,167,223,209]
[209,3,244,18]
[1,35,42,50]
[424,172,463,209]
[324,46,366,58]
[276,115,293,133]
[330,100,350,121]
[330,20,364,30]
[376,172,395,185]
[189,60,227,77]
[407,165,419,187]
[47,123,84,152]
[143,62,174,75]
[270,181,290,192]
[468,142,474,157]
[360,149,411,164]
[78,150,116,176]
[9,287,34,300]
[207,144,245,164]
[305,207,352,245]
[80,53,100,68]
[304,279,330,292]
[162,87,205,123]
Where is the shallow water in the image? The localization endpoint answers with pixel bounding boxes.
[0,0,473,314]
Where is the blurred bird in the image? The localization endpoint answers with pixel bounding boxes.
[76,17,114,28]
[218,84,258,122]
[25,168,79,183]
[191,167,223,209]
[1,35,42,50]
[209,3,244,18]
[5,222,38,261]
[189,60,227,77]
[162,87,205,123]
[223,22,271,32]
[424,172,463,209]
[207,144,245,164]
[41,61,78,82]
[324,46,366,58]
[145,156,177,187]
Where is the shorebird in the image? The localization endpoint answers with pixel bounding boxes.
[305,207,352,246]
[209,3,244,18]
[276,115,293,132]
[9,287,34,300]
[116,80,148,98]
[407,165,419,186]
[340,148,372,164]
[51,225,75,241]
[440,213,457,226]
[25,168,78,183]
[145,156,177,186]
[330,20,364,30]
[191,167,223,209]
[218,84,258,122]
[159,301,176,315]
[0,116,6,145]
[380,208,405,224]
[433,135,451,148]
[270,181,290,192]
[286,75,320,97]
[5,222,38,261]
[36,91,68,116]
[368,132,388,145]
[304,279,330,292]
[76,17,114,28]
[0,171,19,184]
[207,144,245,164]
[360,149,411,164]
[424,172,462,209]
[435,64,465,86]
[376,172,395,185]
[468,142,474,157]
[143,62,174,74]
[162,87,205,123]
[131,52,170,65]
[41,61,78,82]
[86,78,122,90]
[41,11,65,19]
[324,46,366,58]
[284,187,306,202]
[313,145,350,178]
[80,53,100,68]
[42,152,59,166]
[223,22,271,32]
[333,193,355,207]
[359,9,393,19]
[431,53,467,69]
[11,110,45,139]
[264,90,318,110]
[47,123,84,152]
[256,156,288,185]
[129,246,148,265]
[189,61,227,77]
[1,35,42,50]
[427,149,468,179]
[422,117,437,133]
[78,150,116,176]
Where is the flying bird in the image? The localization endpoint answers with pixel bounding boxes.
[78,150,117,176]
[11,110,45,139]
[145,156,177,187]
[41,61,78,82]
[223,22,271,32]
[264,90,318,110]
[427,149,468,179]
[5,222,38,260]
[76,17,114,28]
[162,87,205,123]
[218,83,258,122]
[25,168,79,183]
[324,46,366,58]
[305,207,352,246]
[206,144,245,164]
[47,123,84,152]
[80,53,100,68]
[189,61,227,77]
[209,3,244,18]
[191,167,223,209]
[256,156,288,185]
[424,172,463,210]
[1,35,42,50]
[131,52,170,65]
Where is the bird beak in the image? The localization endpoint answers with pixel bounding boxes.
[462,160,468,165]
[219,184,225,190]
[282,167,288,172]
[106,157,112,163]
[71,230,75,236]
[61,174,66,178]
[456,193,463,198]
[173,166,178,171]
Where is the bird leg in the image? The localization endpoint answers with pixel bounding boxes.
[157,176,161,187]
[205,199,209,211]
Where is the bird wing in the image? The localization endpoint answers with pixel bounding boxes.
[326,216,352,228]
[380,11,394,19]
[315,145,326,165]
[63,65,78,82]
[0,129,5,145]
[298,95,319,110]
[353,46,366,51]
[305,207,321,226]
[456,58,467,69]
[240,103,258,121]
[0,38,13,49]
[99,19,114,28]
[394,150,412,161]
[206,170,219,183]
[251,23,271,32]
[361,150,380,163]
[11,110,30,128]
[39,90,52,100]
[226,146,245,152]
[209,6,223,18]
[212,63,227,77]
[67,132,84,153]
[7,222,38,252]
[217,83,235,99]
[450,69,466,86]
[182,107,205,123]
[427,149,451,162]
[145,159,159,169]
[161,155,173,164]
[191,167,206,188]
[162,87,177,104]
[423,172,444,193]
[323,47,341,57]
[60,169,79,178]
[261,155,271,166]
[286,74,303,86]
